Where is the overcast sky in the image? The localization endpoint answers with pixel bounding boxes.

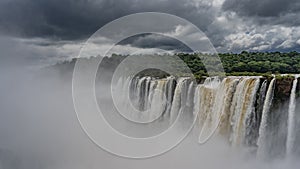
[0,0,300,66]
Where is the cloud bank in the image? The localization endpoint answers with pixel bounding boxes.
[0,0,299,65]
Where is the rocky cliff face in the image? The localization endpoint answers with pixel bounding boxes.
[274,77,294,101]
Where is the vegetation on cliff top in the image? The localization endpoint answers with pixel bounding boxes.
[55,51,300,79]
[176,51,300,78]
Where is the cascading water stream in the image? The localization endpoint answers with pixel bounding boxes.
[286,75,298,156]
[229,77,260,146]
[169,77,190,123]
[257,78,276,158]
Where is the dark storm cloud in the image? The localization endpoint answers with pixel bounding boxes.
[0,0,215,40]
[119,34,192,52]
[1,0,300,59]
[222,0,300,26]
[0,0,119,40]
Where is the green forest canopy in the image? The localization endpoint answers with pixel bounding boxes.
[61,51,300,78]
[174,51,300,77]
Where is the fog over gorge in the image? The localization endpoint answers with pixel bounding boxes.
[0,56,299,169]
[0,51,300,169]
[1,0,300,169]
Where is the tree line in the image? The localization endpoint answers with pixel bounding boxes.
[176,51,300,78]
[55,51,300,78]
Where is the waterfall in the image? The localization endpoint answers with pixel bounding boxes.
[117,75,300,158]
[164,76,176,117]
[169,77,190,123]
[286,76,298,156]
[257,78,276,158]
[257,80,268,126]
[146,79,167,121]
[247,80,268,146]
[195,77,240,143]
[196,77,221,143]
[229,77,260,146]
